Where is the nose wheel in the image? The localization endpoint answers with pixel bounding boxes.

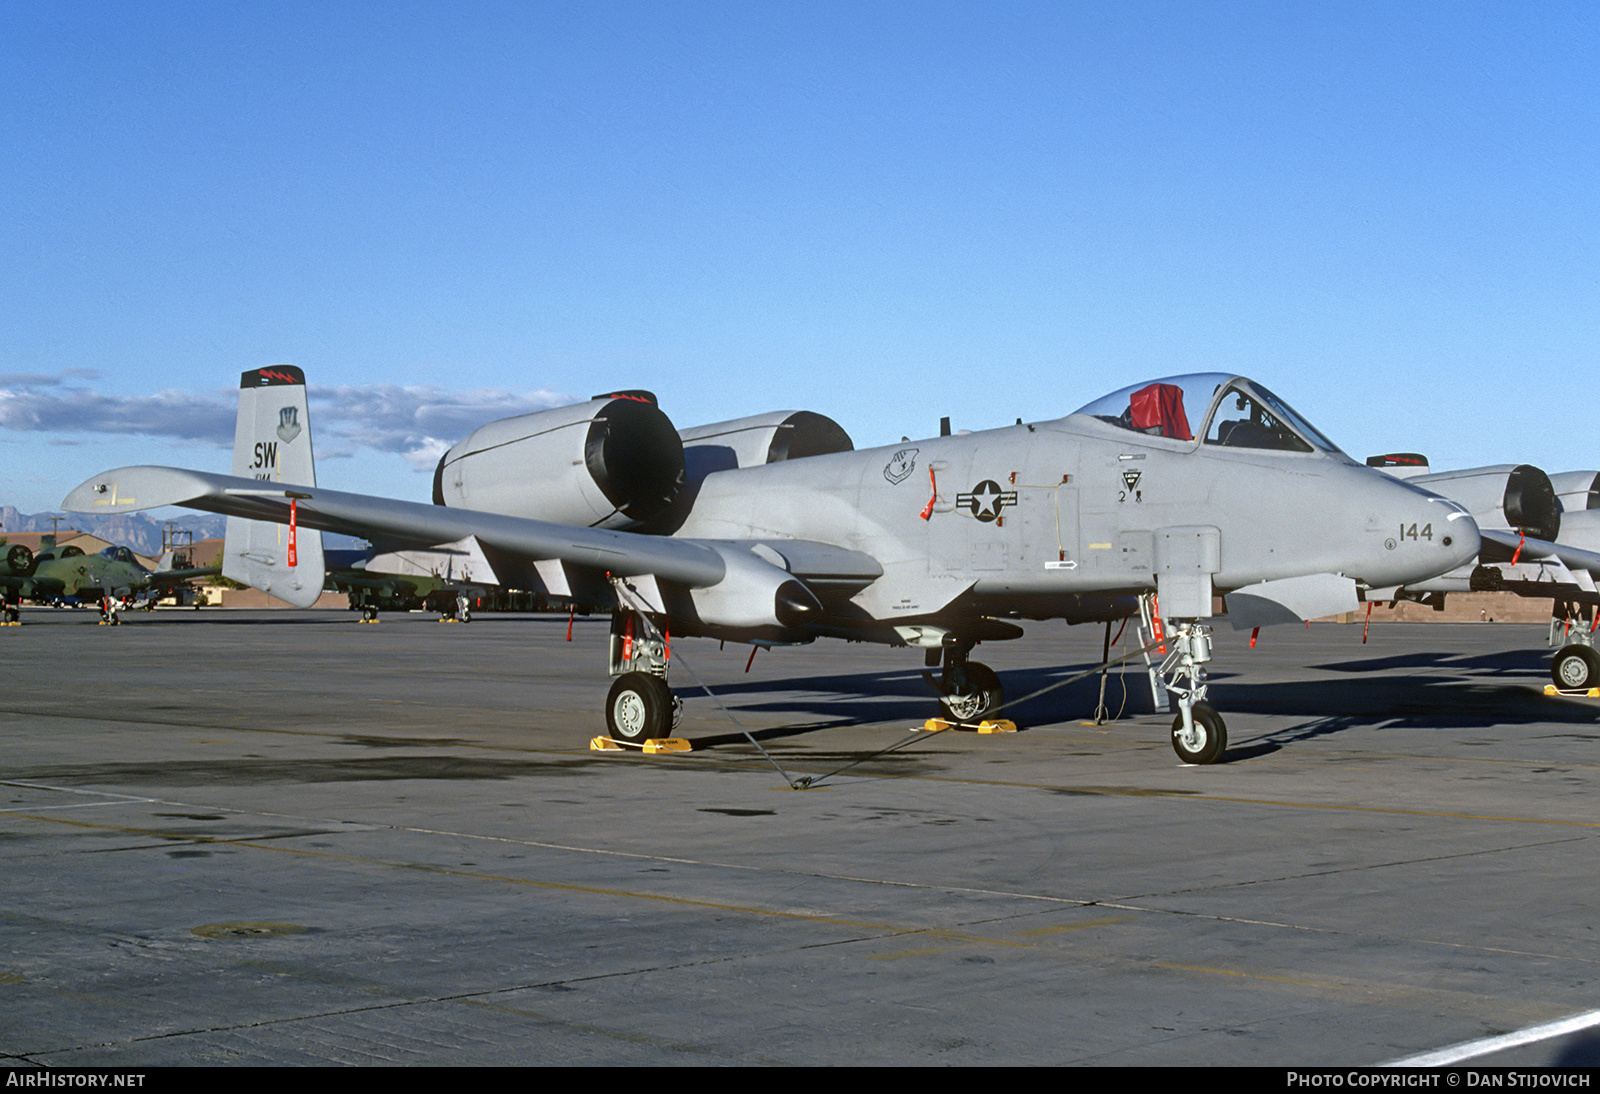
[1172,702,1227,765]
[1155,618,1229,765]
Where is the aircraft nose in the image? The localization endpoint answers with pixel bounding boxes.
[1364,475,1481,587]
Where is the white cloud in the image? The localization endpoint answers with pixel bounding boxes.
[0,373,574,471]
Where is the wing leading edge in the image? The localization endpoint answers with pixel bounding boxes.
[62,465,882,636]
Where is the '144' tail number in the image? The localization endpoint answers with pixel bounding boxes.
[1399,522,1432,541]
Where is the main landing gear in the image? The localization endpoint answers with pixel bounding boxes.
[1157,619,1228,765]
[605,608,681,742]
[1550,602,1600,691]
[925,642,1004,723]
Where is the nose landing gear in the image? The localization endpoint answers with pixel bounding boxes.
[1159,621,1228,765]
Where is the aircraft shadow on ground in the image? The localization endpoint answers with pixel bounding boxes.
[679,653,1600,764]
[1311,646,1550,676]
[682,662,1168,750]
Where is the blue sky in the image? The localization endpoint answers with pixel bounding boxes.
[3,1,1597,515]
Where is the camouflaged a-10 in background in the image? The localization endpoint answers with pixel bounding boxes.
[0,538,217,623]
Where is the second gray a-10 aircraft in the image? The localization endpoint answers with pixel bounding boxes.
[65,367,1480,764]
[1364,455,1600,690]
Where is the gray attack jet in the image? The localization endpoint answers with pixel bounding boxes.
[64,367,1480,764]
[1366,456,1600,690]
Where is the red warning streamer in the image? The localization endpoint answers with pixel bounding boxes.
[920,468,938,521]
[288,499,298,567]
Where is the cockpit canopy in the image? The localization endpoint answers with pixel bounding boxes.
[98,545,140,566]
[1070,374,1341,455]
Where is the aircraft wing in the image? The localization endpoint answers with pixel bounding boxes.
[62,467,880,624]
[1480,529,1600,578]
[148,567,222,586]
[65,465,728,585]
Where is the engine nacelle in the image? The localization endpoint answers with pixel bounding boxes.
[432,391,685,530]
[1550,470,1600,513]
[678,410,852,482]
[1410,464,1560,541]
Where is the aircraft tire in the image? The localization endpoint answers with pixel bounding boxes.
[1550,645,1600,691]
[606,672,673,742]
[939,662,1003,723]
[1172,702,1227,765]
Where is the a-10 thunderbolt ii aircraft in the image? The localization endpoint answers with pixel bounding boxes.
[0,539,218,622]
[324,542,497,622]
[64,367,1480,764]
[1365,455,1600,690]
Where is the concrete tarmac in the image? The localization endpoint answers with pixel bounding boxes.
[2,607,1597,1066]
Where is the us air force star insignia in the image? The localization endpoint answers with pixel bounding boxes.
[276,406,302,444]
[955,479,1018,523]
[1121,470,1142,491]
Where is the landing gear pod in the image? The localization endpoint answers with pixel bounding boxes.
[432,391,686,530]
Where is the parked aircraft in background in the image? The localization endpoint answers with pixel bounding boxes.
[66,367,1480,764]
[1366,455,1600,689]
[324,542,495,622]
[0,540,218,622]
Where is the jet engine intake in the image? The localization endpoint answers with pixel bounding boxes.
[1411,464,1560,542]
[6,544,35,577]
[678,410,854,482]
[1550,470,1600,513]
[432,392,685,530]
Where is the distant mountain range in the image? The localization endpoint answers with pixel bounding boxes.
[1,506,366,556]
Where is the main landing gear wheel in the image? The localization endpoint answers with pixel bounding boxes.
[606,672,674,742]
[1172,702,1227,765]
[1551,644,1600,691]
[939,662,1003,723]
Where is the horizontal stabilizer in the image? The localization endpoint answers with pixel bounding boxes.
[1225,573,1360,630]
[224,515,325,608]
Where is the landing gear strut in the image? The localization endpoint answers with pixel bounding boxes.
[1158,620,1227,765]
[605,607,681,741]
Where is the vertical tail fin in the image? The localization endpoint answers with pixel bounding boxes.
[223,365,326,606]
